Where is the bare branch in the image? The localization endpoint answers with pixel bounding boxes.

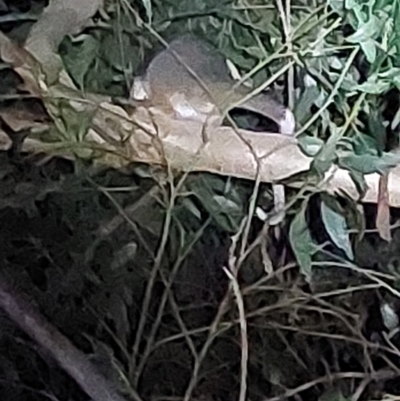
[0,274,132,401]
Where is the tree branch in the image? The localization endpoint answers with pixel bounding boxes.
[0,274,131,401]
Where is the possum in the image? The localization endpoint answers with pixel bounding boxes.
[130,35,295,135]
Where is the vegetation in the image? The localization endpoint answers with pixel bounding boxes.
[1,1,400,401]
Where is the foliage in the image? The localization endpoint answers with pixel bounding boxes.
[2,1,400,401]
[55,0,400,275]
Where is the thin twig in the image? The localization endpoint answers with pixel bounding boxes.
[263,371,397,401]
[134,219,211,383]
[224,266,248,401]
[131,176,176,378]
[182,291,231,401]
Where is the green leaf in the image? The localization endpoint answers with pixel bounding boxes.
[366,109,386,152]
[289,199,315,281]
[181,198,202,220]
[393,0,400,60]
[391,105,400,129]
[328,0,345,15]
[352,79,391,94]
[295,86,321,125]
[46,99,97,146]
[186,175,246,233]
[142,0,153,24]
[297,136,324,157]
[349,170,368,196]
[339,152,400,174]
[311,127,341,174]
[346,17,380,42]
[360,39,377,63]
[349,132,381,155]
[61,35,99,90]
[320,197,354,260]
[378,67,400,79]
